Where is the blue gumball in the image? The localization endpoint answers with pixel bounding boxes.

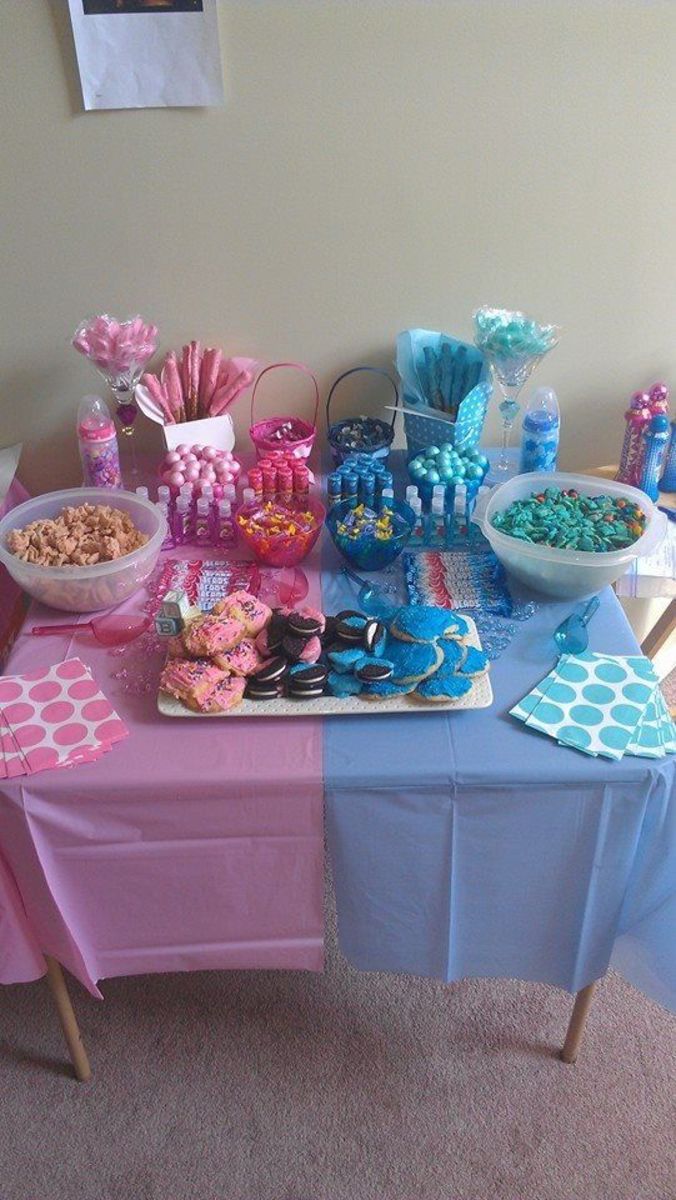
[426,469,441,485]
[426,446,440,458]
[439,442,454,455]
[455,462,466,477]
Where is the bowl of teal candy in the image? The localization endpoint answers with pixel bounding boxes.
[326,497,416,571]
[475,472,666,599]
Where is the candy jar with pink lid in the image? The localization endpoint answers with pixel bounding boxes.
[76,395,122,489]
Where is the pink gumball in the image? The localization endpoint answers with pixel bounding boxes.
[231,460,241,475]
[168,470,185,488]
[204,469,217,483]
[213,484,224,500]
[184,465,200,482]
[202,445,218,461]
[165,450,181,466]
[175,443,189,455]
[190,443,203,455]
[183,452,197,465]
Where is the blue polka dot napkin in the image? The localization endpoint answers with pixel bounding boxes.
[510,651,676,760]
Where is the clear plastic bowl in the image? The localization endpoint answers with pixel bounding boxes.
[0,488,167,613]
[474,472,667,600]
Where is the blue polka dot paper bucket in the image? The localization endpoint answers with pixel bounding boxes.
[403,380,492,462]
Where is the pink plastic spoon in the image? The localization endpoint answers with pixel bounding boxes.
[259,566,309,608]
[30,611,151,647]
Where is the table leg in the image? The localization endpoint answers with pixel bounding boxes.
[641,599,676,660]
[44,955,92,1082]
[560,981,597,1064]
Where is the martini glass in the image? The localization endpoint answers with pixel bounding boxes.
[473,308,560,479]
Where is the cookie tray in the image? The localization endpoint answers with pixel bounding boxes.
[157,617,493,718]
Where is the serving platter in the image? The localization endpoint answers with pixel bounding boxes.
[157,616,493,718]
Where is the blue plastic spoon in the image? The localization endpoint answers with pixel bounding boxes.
[553,596,600,655]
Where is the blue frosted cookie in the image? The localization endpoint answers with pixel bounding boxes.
[437,639,467,672]
[441,612,471,642]
[327,646,367,674]
[361,678,417,700]
[413,672,474,703]
[389,605,461,643]
[384,636,443,684]
[457,646,489,677]
[327,670,363,697]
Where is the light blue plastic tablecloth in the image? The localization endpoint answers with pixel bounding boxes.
[321,545,676,1010]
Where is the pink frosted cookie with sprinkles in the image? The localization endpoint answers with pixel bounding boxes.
[212,638,264,677]
[213,591,271,636]
[186,675,246,714]
[160,658,226,707]
[182,613,245,657]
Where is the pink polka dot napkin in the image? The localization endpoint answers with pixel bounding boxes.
[0,658,128,777]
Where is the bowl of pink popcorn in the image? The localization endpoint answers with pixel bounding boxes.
[0,488,167,612]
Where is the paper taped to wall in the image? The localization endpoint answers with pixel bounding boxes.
[68,0,224,111]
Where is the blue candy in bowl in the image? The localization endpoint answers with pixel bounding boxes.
[326,497,416,571]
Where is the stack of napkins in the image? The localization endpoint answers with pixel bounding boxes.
[0,658,128,778]
[511,650,676,760]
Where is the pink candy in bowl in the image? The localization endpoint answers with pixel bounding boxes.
[235,496,325,567]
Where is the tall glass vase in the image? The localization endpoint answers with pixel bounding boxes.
[473,307,560,481]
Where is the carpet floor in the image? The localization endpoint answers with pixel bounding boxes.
[1,899,674,1200]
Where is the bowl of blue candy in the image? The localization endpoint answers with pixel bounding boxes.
[408,443,490,502]
[326,497,416,571]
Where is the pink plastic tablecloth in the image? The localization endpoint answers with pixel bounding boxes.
[0,547,324,998]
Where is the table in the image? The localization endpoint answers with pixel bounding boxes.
[1,504,674,1080]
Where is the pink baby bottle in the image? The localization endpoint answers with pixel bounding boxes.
[77,396,122,489]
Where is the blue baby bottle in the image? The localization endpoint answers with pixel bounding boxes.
[520,387,560,474]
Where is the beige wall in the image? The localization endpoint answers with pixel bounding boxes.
[1,0,675,495]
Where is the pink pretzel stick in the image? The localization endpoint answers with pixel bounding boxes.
[198,346,222,416]
[162,352,186,423]
[208,358,258,416]
[141,372,175,424]
[179,344,192,418]
[189,340,202,421]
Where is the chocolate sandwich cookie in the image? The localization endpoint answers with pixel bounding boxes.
[245,677,283,701]
[335,615,368,643]
[363,618,386,656]
[286,612,323,639]
[334,609,364,623]
[282,633,310,661]
[254,656,288,683]
[287,663,328,700]
[266,610,288,653]
[355,658,393,683]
